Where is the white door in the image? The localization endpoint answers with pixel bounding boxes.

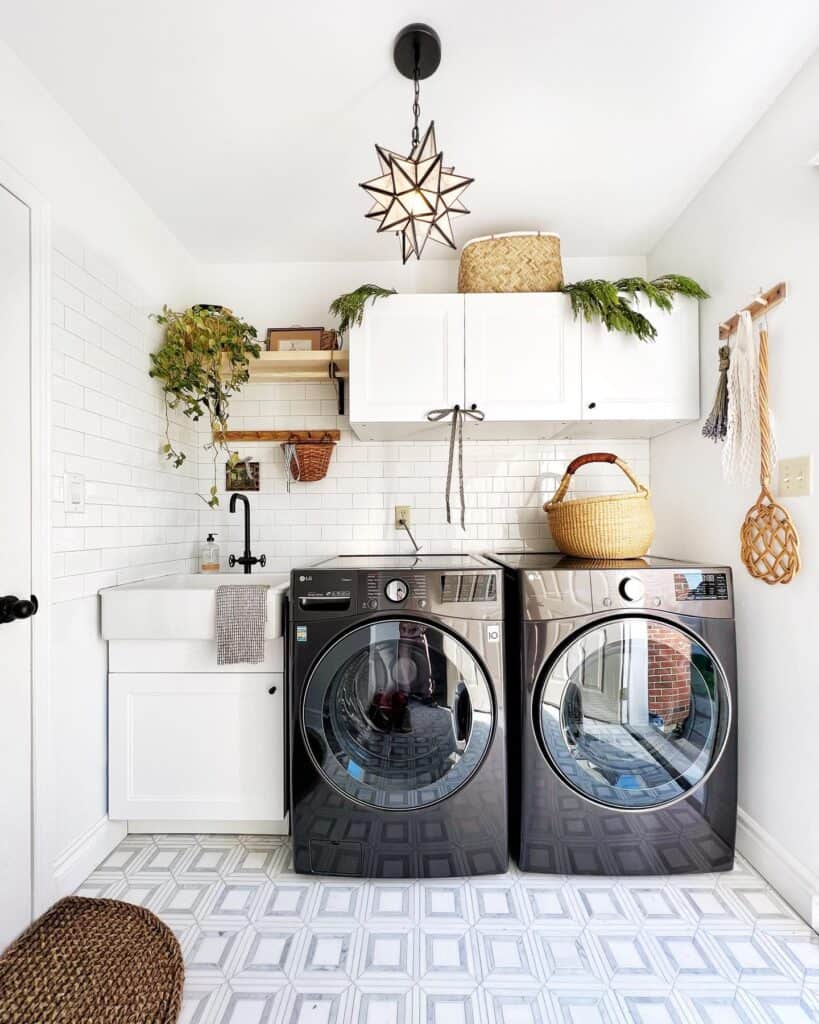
[581,295,700,421]
[349,294,465,438]
[465,294,582,429]
[0,183,35,947]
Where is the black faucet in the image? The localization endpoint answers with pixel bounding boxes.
[228,493,266,574]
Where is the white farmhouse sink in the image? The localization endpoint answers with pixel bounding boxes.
[101,573,289,640]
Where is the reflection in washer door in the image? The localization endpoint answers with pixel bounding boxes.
[301,619,494,810]
[538,618,729,810]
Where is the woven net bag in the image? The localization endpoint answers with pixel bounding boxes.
[458,232,563,293]
[545,453,655,559]
[281,433,335,483]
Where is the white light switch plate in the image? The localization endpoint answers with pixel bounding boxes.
[778,456,812,498]
[64,471,86,513]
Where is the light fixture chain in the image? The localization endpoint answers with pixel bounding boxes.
[411,66,420,149]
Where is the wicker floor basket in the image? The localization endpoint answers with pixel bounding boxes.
[458,232,563,293]
[545,453,655,559]
[282,433,335,483]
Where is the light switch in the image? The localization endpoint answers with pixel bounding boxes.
[64,472,86,513]
[778,456,812,498]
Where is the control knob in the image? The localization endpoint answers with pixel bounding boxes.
[619,577,645,603]
[384,579,409,603]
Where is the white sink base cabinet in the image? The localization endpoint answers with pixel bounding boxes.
[108,639,286,834]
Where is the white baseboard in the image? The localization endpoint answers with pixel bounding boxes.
[737,806,819,929]
[126,817,289,836]
[53,816,127,897]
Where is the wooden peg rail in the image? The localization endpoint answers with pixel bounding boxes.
[213,429,341,443]
[719,282,787,340]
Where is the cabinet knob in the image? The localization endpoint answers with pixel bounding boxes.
[268,685,277,695]
[588,401,597,410]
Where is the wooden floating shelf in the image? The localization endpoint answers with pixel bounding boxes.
[239,349,348,382]
[214,429,341,443]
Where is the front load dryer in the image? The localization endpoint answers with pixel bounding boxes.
[488,553,737,876]
[289,554,507,878]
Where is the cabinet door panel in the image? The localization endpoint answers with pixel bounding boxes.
[465,294,581,422]
[109,673,284,821]
[350,294,464,425]
[582,295,699,420]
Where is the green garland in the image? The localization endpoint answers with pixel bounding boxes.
[329,284,396,335]
[561,274,708,341]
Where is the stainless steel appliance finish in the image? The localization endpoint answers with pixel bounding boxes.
[289,554,508,878]
[488,552,738,876]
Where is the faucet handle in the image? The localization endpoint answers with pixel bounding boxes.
[259,554,267,568]
[228,554,237,568]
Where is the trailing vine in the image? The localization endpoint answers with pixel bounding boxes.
[561,274,708,341]
[329,284,396,335]
[149,304,260,507]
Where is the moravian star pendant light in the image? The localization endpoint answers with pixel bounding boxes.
[360,24,474,263]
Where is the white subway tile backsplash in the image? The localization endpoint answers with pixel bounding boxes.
[49,242,650,597]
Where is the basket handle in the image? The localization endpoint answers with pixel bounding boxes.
[547,452,647,508]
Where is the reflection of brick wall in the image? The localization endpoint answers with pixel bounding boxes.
[647,624,692,728]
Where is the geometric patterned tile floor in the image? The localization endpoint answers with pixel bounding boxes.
[77,835,819,1024]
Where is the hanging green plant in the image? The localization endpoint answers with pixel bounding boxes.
[329,284,396,335]
[561,274,708,341]
[149,304,260,507]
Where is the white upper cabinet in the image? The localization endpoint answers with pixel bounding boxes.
[465,294,581,427]
[349,292,699,440]
[580,295,700,424]
[349,294,464,439]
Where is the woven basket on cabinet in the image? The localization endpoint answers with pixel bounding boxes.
[457,232,563,293]
[281,433,335,483]
[544,453,655,559]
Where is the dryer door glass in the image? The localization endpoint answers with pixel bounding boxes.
[302,619,495,809]
[538,618,729,809]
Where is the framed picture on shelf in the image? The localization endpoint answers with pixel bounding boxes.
[265,326,324,352]
[225,459,260,492]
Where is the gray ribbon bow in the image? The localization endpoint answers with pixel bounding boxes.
[426,404,485,530]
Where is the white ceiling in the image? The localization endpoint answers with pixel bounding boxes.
[2,1,818,262]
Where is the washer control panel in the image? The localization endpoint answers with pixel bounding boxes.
[291,567,502,619]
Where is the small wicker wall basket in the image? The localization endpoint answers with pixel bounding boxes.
[545,453,655,559]
[457,231,563,293]
[281,433,336,483]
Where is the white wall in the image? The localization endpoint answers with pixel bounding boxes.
[0,38,198,902]
[648,51,819,923]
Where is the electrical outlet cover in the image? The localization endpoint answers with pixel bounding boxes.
[778,456,812,498]
[394,505,411,528]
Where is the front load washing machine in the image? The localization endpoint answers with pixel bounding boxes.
[488,553,737,875]
[289,554,507,878]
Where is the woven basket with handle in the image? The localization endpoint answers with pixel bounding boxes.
[281,433,335,483]
[458,232,563,293]
[545,453,655,559]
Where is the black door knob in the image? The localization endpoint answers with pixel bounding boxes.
[0,594,39,624]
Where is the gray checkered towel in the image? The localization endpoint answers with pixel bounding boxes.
[216,584,268,665]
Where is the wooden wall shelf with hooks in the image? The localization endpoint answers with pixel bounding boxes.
[719,282,787,340]
[213,429,341,443]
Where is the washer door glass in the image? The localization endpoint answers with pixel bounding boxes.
[538,618,729,809]
[302,619,494,809]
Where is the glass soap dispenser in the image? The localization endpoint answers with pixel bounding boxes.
[200,533,220,573]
